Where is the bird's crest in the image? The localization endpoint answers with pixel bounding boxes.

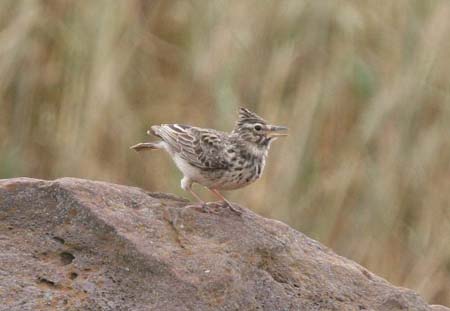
[236,107,267,128]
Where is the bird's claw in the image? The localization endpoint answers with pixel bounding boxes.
[222,201,242,215]
[185,201,242,215]
[185,203,220,214]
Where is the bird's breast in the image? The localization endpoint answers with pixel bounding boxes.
[214,155,266,190]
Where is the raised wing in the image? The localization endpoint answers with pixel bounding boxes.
[152,124,230,170]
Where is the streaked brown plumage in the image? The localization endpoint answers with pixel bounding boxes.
[130,107,287,214]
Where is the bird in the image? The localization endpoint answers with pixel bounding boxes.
[130,107,287,214]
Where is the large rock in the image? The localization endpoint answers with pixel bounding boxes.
[0,178,447,311]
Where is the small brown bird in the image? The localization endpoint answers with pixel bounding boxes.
[130,108,287,213]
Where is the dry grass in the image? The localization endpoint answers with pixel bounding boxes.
[1,0,450,305]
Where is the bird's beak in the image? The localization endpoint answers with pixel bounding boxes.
[267,125,288,138]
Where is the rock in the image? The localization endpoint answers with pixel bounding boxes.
[0,177,446,311]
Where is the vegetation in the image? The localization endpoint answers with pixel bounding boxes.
[1,0,449,305]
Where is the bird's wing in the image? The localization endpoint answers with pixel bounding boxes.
[153,124,230,170]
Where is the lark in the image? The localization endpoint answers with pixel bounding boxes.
[130,108,287,214]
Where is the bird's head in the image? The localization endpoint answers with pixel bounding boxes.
[232,107,288,147]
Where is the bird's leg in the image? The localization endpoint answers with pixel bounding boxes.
[188,188,204,204]
[208,188,242,215]
[186,189,220,214]
[181,177,218,213]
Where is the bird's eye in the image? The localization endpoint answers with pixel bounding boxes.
[254,125,262,131]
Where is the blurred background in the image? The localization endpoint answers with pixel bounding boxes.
[1,0,449,305]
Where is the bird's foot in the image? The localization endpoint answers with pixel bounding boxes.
[222,201,242,215]
[185,202,220,214]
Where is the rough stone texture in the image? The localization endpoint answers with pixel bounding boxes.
[0,178,448,311]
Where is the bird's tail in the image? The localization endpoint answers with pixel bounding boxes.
[130,125,164,151]
[129,142,161,151]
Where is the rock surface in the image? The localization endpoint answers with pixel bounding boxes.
[0,178,448,311]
